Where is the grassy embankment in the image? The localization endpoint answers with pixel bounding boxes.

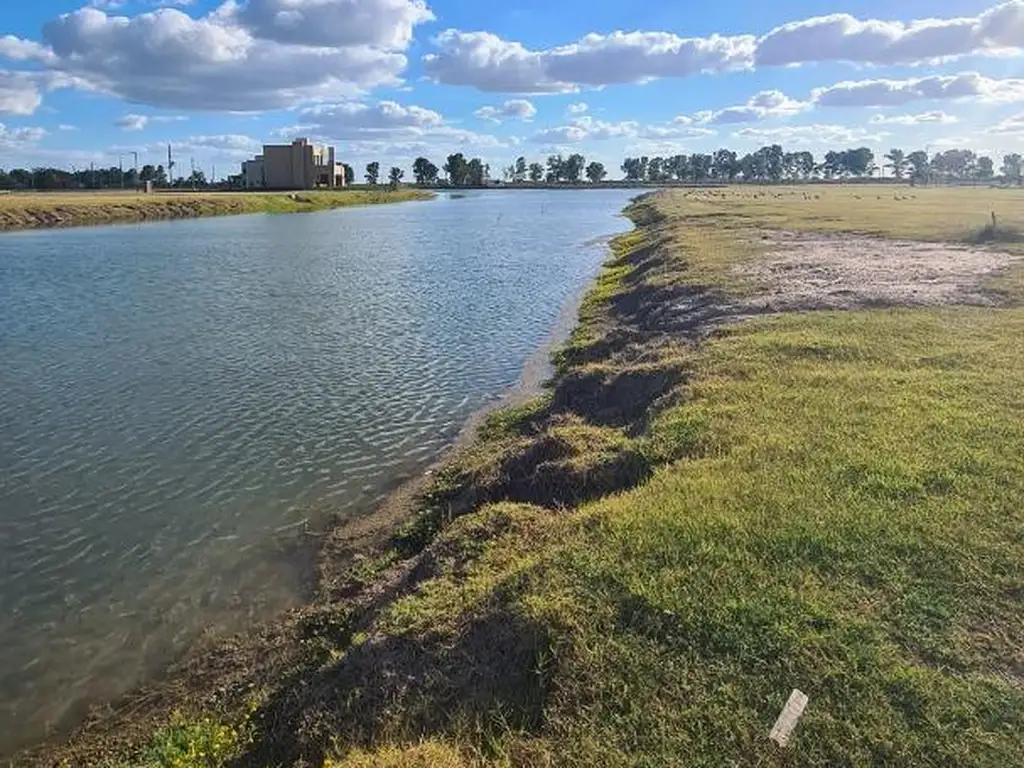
[55,186,1024,767]
[0,189,430,231]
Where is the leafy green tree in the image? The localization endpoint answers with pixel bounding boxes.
[885,149,908,180]
[342,164,355,185]
[365,161,380,185]
[585,161,606,183]
[976,156,995,182]
[444,153,469,186]
[467,158,487,186]
[711,150,739,181]
[647,156,664,182]
[388,166,404,189]
[546,154,564,183]
[514,156,528,182]
[907,151,931,184]
[690,153,713,182]
[412,157,439,186]
[621,157,643,182]
[564,153,585,183]
[528,162,544,183]
[1003,154,1023,184]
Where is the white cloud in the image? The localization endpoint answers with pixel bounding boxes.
[424,28,753,93]
[4,2,433,112]
[116,114,149,131]
[282,100,509,159]
[0,71,45,115]
[423,2,1024,93]
[530,115,714,144]
[474,99,537,123]
[567,102,588,115]
[987,113,1024,134]
[691,89,808,125]
[812,72,1024,108]
[733,124,886,146]
[0,122,46,148]
[58,124,78,131]
[869,111,959,125]
[232,0,433,49]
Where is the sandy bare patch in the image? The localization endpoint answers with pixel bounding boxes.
[739,231,1019,312]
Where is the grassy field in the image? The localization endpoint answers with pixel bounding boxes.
[28,185,1024,767]
[0,188,430,231]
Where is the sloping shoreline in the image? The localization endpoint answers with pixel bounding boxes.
[0,189,431,232]
[18,186,1024,766]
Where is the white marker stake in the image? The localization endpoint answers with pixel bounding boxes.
[769,689,809,747]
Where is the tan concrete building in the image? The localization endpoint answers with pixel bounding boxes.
[242,138,346,190]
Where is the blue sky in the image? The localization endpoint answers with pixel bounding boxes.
[1,0,1023,178]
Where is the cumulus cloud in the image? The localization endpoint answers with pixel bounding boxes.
[424,28,753,93]
[566,102,588,115]
[116,114,149,131]
[232,0,433,49]
[869,111,959,125]
[424,2,1024,92]
[474,99,537,122]
[0,122,46,148]
[0,2,435,112]
[297,100,443,137]
[986,113,1024,134]
[530,115,714,144]
[282,100,509,156]
[812,72,1024,108]
[691,89,807,125]
[733,124,886,146]
[0,71,45,115]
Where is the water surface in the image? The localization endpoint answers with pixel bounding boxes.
[0,189,635,754]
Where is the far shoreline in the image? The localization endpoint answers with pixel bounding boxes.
[0,188,432,233]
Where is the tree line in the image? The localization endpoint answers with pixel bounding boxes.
[4,145,1024,191]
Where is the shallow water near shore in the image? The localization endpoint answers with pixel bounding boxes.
[0,189,636,755]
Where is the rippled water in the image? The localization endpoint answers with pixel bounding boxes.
[0,189,635,754]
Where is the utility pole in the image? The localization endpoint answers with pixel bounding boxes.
[119,155,124,189]
[132,151,139,190]
[167,143,174,187]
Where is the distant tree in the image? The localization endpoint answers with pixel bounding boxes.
[341,164,353,185]
[187,169,207,188]
[667,154,691,182]
[621,157,643,182]
[154,164,168,186]
[585,161,607,183]
[514,156,528,183]
[907,151,931,184]
[844,147,875,177]
[412,157,439,186]
[976,156,995,182]
[1003,153,1023,185]
[690,153,713,182]
[639,156,650,182]
[711,149,739,181]
[885,149,908,180]
[139,164,156,183]
[467,158,487,186]
[647,156,664,182]
[931,149,976,182]
[764,144,785,181]
[528,162,544,183]
[564,153,585,183]
[365,161,380,185]
[444,153,469,186]
[388,166,404,189]
[545,154,564,183]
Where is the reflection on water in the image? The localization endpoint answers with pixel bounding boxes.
[0,189,635,754]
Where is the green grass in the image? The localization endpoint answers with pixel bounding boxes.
[0,189,431,231]
[39,186,1024,767]
[318,188,1024,766]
